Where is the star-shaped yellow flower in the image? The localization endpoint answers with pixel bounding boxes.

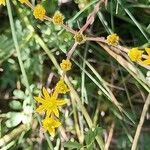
[42,116,61,137]
[55,79,69,94]
[128,48,143,62]
[34,87,67,117]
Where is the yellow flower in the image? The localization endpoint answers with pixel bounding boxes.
[52,11,64,25]
[34,87,67,117]
[74,32,86,44]
[140,48,150,65]
[128,48,143,62]
[0,0,5,6]
[60,59,72,71]
[33,4,46,21]
[42,116,61,137]
[55,79,69,94]
[18,0,28,4]
[106,33,119,46]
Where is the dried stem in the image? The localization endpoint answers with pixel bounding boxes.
[0,124,27,147]
[61,24,76,34]
[105,122,115,150]
[70,91,83,143]
[44,16,52,22]
[67,43,78,59]
[86,37,105,42]
[25,1,34,10]
[131,95,150,150]
[79,0,104,33]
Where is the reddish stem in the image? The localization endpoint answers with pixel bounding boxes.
[67,43,78,59]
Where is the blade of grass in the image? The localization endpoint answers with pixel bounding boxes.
[68,0,99,24]
[70,91,83,143]
[81,43,89,104]
[75,52,123,112]
[1,140,16,150]
[65,76,105,150]
[131,95,150,150]
[72,57,133,123]
[97,12,112,34]
[110,0,115,32]
[6,0,33,106]
[116,0,150,42]
[118,65,135,116]
[0,124,27,147]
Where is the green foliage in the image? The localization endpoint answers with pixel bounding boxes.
[9,100,22,110]
[0,35,14,64]
[6,112,23,128]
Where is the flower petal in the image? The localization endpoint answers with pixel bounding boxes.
[34,96,45,103]
[42,87,50,99]
[53,108,59,117]
[145,48,150,56]
[56,99,67,106]
[54,120,61,127]
[48,128,55,137]
[140,59,150,65]
[35,105,45,112]
[46,110,52,117]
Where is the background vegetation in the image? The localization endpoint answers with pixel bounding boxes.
[0,0,150,149]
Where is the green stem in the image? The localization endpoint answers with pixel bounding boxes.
[34,34,61,73]
[6,0,32,104]
[116,0,150,42]
[6,1,53,149]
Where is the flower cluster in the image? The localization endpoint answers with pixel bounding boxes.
[34,80,70,136]
[17,0,74,137]
[128,47,150,65]
[34,60,72,136]
[32,5,65,27]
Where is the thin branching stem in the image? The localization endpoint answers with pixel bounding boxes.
[131,95,150,150]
